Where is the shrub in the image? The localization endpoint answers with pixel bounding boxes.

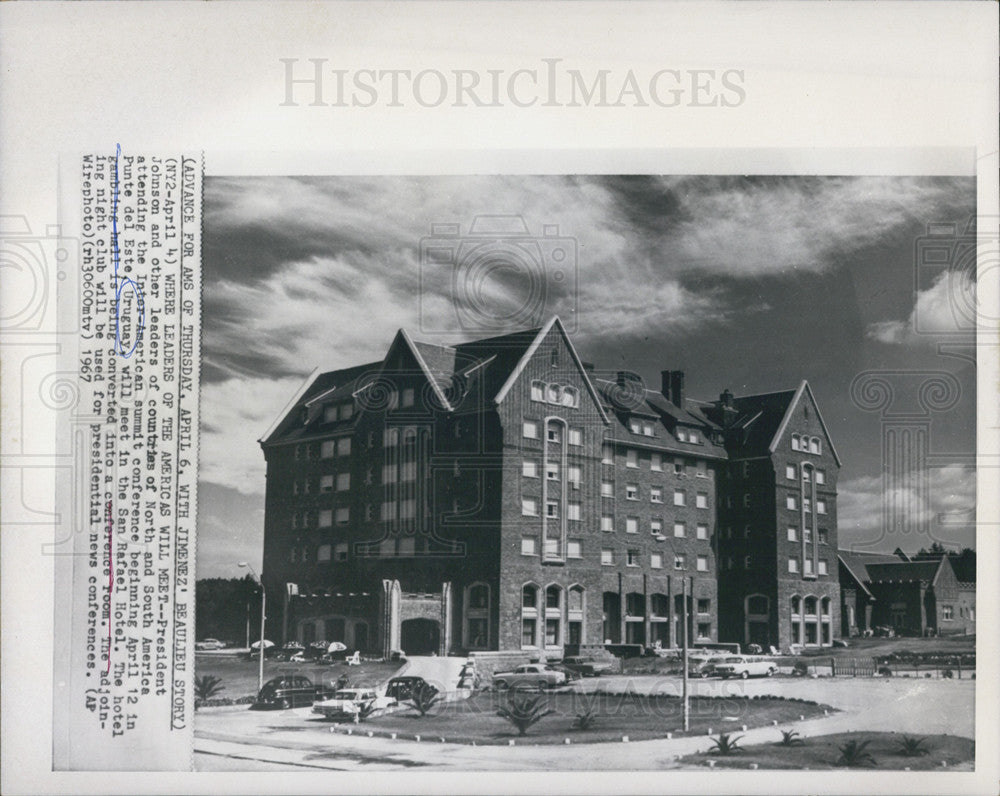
[837,739,877,767]
[572,709,596,731]
[778,730,804,746]
[408,680,441,717]
[709,733,744,756]
[194,675,225,709]
[496,693,555,737]
[896,736,931,757]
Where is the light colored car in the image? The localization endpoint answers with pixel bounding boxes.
[311,688,396,720]
[195,638,225,651]
[714,656,778,679]
[561,656,615,677]
[492,664,567,690]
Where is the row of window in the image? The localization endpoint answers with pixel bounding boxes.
[522,421,584,445]
[600,482,710,507]
[604,516,710,539]
[785,463,827,484]
[608,447,709,477]
[292,507,351,529]
[519,534,711,571]
[289,543,348,563]
[719,555,829,576]
[786,495,828,513]
[786,526,829,544]
[322,402,354,423]
[791,434,822,454]
[530,380,581,408]
[293,473,352,495]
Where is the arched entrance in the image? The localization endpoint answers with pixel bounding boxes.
[401,618,440,654]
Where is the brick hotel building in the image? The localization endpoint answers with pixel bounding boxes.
[258,318,840,657]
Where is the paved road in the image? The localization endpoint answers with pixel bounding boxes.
[194,674,973,771]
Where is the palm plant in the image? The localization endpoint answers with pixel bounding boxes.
[194,675,225,709]
[778,730,804,746]
[896,736,930,757]
[496,692,555,737]
[572,709,596,731]
[408,680,441,717]
[709,733,744,755]
[837,738,877,767]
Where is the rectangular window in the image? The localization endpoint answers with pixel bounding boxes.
[696,460,707,478]
[321,440,336,458]
[818,559,828,576]
[531,381,544,401]
[629,419,641,434]
[601,548,614,566]
[697,623,711,639]
[547,426,561,443]
[626,484,639,500]
[522,618,537,647]
[817,499,827,514]
[522,498,538,516]
[567,465,582,487]
[334,543,348,562]
[317,544,331,562]
[521,536,538,556]
[399,499,416,520]
[677,429,687,442]
[400,460,417,482]
[568,427,583,446]
[816,470,826,485]
[696,492,708,509]
[340,403,353,420]
[523,421,538,439]
[324,405,338,423]
[802,468,811,482]
[786,464,797,480]
[942,605,954,620]
[642,422,654,436]
[651,552,663,569]
[696,523,709,540]
[626,449,638,468]
[567,539,583,559]
[546,501,559,519]
[744,555,752,569]
[688,430,700,444]
[567,502,582,521]
[791,434,800,451]
[788,557,799,573]
[809,438,821,454]
[522,460,539,478]
[626,549,640,567]
[787,527,798,542]
[401,387,415,407]
[601,514,614,532]
[625,516,639,534]
[337,437,351,456]
[336,472,350,491]
[674,459,685,475]
[651,453,662,471]
[673,489,685,506]
[803,497,812,513]
[650,486,663,503]
[318,509,333,527]
[674,554,686,570]
[651,518,663,535]
[383,429,398,447]
[786,495,798,510]
[382,464,397,484]
[335,507,349,525]
[602,444,614,465]
[696,555,709,572]
[320,475,334,492]
[804,558,814,575]
[601,481,614,498]
[818,528,829,544]
[673,522,686,538]
[546,461,560,481]
[697,599,710,614]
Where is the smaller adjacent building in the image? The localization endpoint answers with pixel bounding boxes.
[838,550,976,637]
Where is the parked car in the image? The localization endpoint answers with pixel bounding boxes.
[251,675,333,709]
[560,656,615,678]
[714,656,778,680]
[687,657,720,678]
[195,638,225,651]
[312,688,397,720]
[492,664,567,690]
[546,663,582,682]
[385,676,438,702]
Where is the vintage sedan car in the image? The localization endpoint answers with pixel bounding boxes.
[560,656,615,677]
[251,676,333,709]
[687,657,721,678]
[714,656,778,679]
[492,664,567,690]
[384,676,438,702]
[195,638,226,651]
[311,688,397,720]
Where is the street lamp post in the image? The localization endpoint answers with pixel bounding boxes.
[238,562,266,694]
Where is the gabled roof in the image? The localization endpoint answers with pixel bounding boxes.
[864,560,944,584]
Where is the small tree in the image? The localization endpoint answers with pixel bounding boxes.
[708,733,743,756]
[408,680,441,717]
[896,736,930,757]
[837,739,877,767]
[778,730,804,746]
[497,692,555,737]
[194,675,225,709]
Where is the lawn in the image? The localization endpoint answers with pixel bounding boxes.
[195,653,404,700]
[679,731,975,770]
[312,692,834,746]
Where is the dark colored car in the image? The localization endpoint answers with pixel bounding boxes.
[384,676,439,702]
[251,676,332,710]
[561,656,615,677]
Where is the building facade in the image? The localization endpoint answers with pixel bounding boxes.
[259,317,840,656]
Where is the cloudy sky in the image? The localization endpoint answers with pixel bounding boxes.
[197,175,977,578]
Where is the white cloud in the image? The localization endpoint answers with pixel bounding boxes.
[866,270,976,346]
[838,464,975,545]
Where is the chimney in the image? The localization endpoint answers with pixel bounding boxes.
[661,370,684,408]
[720,389,734,408]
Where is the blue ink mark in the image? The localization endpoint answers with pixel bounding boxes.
[112,143,145,358]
